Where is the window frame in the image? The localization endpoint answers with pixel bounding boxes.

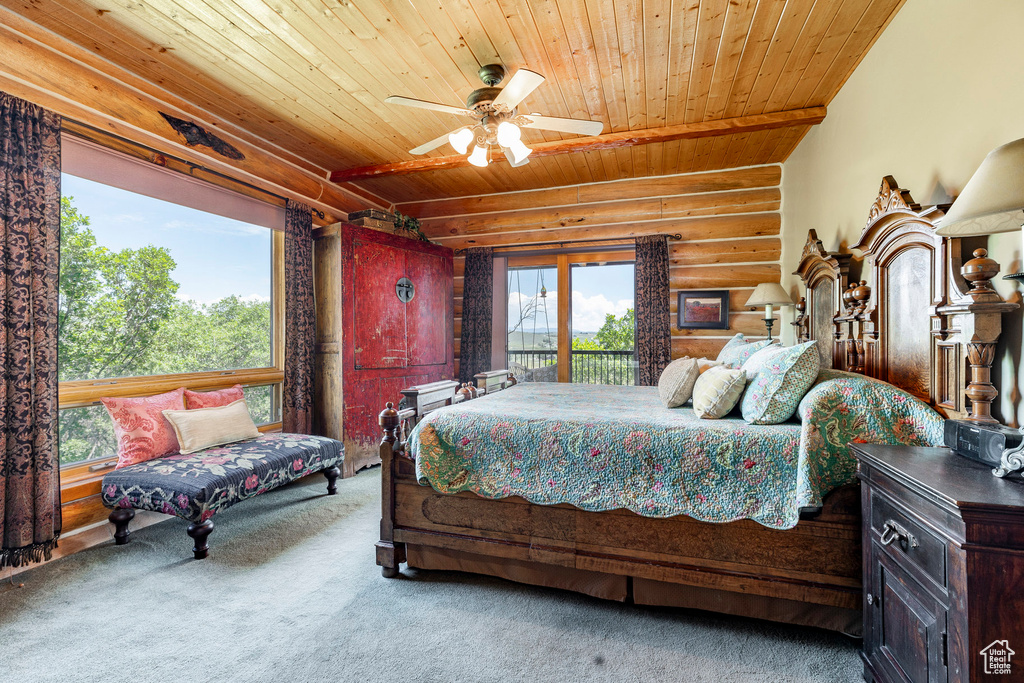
[505,250,635,383]
[57,150,286,494]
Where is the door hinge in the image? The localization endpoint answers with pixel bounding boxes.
[941,631,948,667]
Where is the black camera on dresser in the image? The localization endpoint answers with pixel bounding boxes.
[852,444,1024,683]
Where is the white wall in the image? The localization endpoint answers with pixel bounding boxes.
[780,0,1024,424]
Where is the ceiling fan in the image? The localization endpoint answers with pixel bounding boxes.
[385,64,604,168]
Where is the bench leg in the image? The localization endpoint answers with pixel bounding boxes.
[186,519,215,560]
[109,508,135,545]
[324,466,341,495]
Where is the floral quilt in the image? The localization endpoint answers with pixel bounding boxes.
[101,433,344,523]
[409,372,943,529]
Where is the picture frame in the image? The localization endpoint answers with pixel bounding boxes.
[677,290,730,330]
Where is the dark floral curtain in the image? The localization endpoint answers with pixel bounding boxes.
[0,92,61,568]
[458,247,493,384]
[635,235,672,386]
[283,200,314,434]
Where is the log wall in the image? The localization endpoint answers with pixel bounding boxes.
[395,165,783,375]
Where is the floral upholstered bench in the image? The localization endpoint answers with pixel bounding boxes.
[102,433,344,559]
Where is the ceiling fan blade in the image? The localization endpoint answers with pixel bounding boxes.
[385,96,475,118]
[519,114,604,136]
[409,131,456,155]
[492,69,545,111]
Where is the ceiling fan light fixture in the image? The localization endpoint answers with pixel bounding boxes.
[448,127,474,154]
[467,144,489,168]
[504,139,532,165]
[496,121,521,147]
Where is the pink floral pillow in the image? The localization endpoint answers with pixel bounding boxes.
[184,384,244,410]
[101,388,186,469]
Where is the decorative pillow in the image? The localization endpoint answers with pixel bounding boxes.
[715,333,778,369]
[658,357,721,407]
[692,366,747,419]
[184,384,244,410]
[162,399,260,455]
[101,388,186,469]
[740,341,822,425]
[741,343,785,376]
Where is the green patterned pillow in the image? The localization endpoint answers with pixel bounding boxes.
[715,333,778,369]
[692,366,747,419]
[740,341,822,424]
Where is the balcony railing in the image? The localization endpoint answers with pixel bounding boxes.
[507,349,636,385]
[572,349,636,385]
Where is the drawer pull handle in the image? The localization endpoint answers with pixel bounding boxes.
[880,519,919,551]
[866,592,875,606]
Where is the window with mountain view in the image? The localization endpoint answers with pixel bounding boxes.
[58,172,280,466]
[506,258,634,385]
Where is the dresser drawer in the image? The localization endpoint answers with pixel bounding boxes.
[870,491,947,589]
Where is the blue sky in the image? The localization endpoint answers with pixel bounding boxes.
[62,174,272,304]
[507,262,634,335]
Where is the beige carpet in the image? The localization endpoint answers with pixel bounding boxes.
[0,468,861,682]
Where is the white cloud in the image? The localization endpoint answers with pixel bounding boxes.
[505,289,632,334]
[570,290,632,332]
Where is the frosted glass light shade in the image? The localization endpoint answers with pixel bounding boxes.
[745,283,794,307]
[448,127,474,154]
[504,139,532,165]
[467,144,489,167]
[935,137,1024,236]
[496,121,521,147]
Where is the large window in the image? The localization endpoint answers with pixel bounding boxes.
[506,265,558,381]
[505,253,635,385]
[58,140,284,468]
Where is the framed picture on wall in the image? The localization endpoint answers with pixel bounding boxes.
[677,290,730,330]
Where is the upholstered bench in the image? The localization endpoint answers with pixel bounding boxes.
[102,433,344,559]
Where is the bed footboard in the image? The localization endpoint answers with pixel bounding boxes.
[376,371,514,577]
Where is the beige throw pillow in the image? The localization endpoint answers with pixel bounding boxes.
[658,357,722,407]
[692,366,748,419]
[162,399,260,455]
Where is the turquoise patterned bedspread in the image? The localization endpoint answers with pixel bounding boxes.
[409,371,943,529]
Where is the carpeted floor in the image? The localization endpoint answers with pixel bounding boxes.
[0,468,861,682]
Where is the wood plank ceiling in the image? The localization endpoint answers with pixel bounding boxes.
[5,0,904,204]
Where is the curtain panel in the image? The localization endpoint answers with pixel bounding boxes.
[0,92,62,568]
[283,200,314,434]
[458,247,494,384]
[634,235,672,386]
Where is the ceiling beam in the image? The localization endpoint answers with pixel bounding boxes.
[330,107,826,183]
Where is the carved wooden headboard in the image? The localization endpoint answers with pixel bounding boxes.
[794,175,1017,423]
[792,230,851,369]
[854,176,947,407]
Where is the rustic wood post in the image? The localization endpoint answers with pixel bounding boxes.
[941,249,1018,424]
[375,402,405,578]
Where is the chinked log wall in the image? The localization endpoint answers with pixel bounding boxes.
[395,165,782,376]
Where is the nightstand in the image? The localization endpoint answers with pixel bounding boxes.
[852,444,1024,683]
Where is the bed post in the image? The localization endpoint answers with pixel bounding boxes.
[376,402,405,578]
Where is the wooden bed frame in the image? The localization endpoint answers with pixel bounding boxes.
[374,177,1017,634]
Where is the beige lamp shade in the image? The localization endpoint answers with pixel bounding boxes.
[935,137,1024,236]
[745,282,794,307]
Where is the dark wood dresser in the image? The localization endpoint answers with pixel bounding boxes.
[852,444,1024,683]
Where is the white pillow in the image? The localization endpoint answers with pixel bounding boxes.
[692,366,747,419]
[162,399,260,454]
[658,357,722,407]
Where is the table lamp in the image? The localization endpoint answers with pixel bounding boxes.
[935,137,1024,284]
[934,137,1024,478]
[745,283,794,340]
